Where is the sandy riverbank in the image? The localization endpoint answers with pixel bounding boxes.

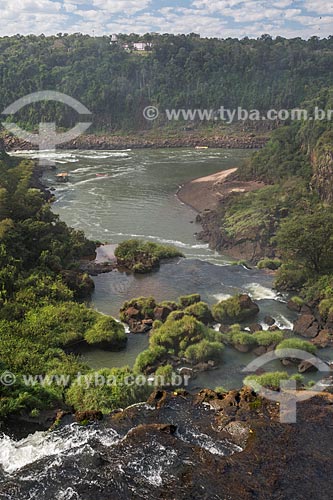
[177,168,265,212]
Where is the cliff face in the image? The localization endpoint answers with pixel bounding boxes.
[311,149,333,203]
[197,208,277,262]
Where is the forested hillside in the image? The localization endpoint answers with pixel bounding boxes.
[199,87,333,294]
[1,33,333,131]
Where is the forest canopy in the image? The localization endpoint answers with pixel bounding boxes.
[0,34,333,131]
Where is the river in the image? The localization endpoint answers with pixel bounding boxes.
[11,147,319,388]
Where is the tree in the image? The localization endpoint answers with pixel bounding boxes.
[275,210,333,274]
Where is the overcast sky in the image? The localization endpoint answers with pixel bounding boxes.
[1,0,332,38]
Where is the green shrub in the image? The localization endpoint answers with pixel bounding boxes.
[179,294,201,308]
[185,340,224,363]
[231,332,257,347]
[318,298,333,321]
[274,263,310,291]
[214,386,228,395]
[132,263,146,273]
[84,316,127,350]
[158,300,178,310]
[276,338,317,354]
[212,295,258,323]
[133,346,167,373]
[304,275,333,301]
[212,296,241,322]
[244,371,303,391]
[184,301,213,324]
[290,296,305,307]
[66,367,149,413]
[253,330,284,346]
[257,258,282,270]
[149,314,221,355]
[167,310,185,321]
[155,364,174,385]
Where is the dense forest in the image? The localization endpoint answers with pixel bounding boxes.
[1,33,333,131]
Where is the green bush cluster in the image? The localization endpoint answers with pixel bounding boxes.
[185,340,224,363]
[134,314,223,373]
[120,296,157,322]
[184,301,213,324]
[134,346,167,373]
[212,294,258,323]
[66,367,149,414]
[115,239,183,273]
[252,330,284,346]
[244,371,304,391]
[178,294,201,308]
[85,316,127,349]
[222,324,286,351]
[276,338,317,355]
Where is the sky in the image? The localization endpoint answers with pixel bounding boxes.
[1,0,332,39]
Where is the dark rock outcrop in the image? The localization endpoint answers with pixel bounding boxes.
[75,411,103,423]
[2,390,333,499]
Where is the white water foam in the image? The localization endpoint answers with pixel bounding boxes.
[126,442,176,487]
[259,315,294,330]
[57,487,81,499]
[0,425,119,475]
[212,293,232,302]
[109,232,209,250]
[177,428,242,456]
[274,315,294,330]
[245,283,278,301]
[11,151,79,162]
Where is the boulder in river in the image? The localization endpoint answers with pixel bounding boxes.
[311,329,333,348]
[293,314,320,338]
[264,315,275,326]
[298,360,319,373]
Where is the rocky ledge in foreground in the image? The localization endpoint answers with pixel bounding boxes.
[1,388,333,499]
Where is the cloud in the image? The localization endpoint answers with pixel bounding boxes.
[304,0,333,15]
[3,0,62,14]
[0,0,332,38]
[92,0,151,14]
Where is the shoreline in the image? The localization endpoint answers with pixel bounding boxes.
[3,131,269,152]
[177,167,265,213]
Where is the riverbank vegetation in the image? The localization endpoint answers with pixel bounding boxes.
[0,149,142,420]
